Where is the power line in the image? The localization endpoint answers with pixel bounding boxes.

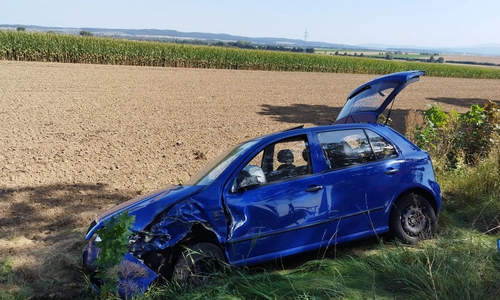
[303,29,308,52]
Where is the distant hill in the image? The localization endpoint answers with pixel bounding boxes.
[0,24,357,49]
[2,24,500,56]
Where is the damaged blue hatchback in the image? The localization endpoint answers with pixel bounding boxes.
[83,70,441,296]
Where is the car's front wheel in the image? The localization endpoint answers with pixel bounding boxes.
[173,242,226,286]
[389,194,436,244]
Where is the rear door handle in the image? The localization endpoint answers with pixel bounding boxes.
[384,168,399,175]
[305,185,323,192]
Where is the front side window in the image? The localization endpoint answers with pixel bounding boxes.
[234,136,311,190]
[317,129,396,170]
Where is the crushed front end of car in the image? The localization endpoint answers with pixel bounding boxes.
[81,183,226,298]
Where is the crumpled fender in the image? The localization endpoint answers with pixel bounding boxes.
[131,196,226,253]
[85,185,205,240]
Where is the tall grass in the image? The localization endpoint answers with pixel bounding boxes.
[2,30,500,78]
[438,145,500,231]
[141,233,500,300]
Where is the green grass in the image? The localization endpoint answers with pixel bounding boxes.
[1,259,31,300]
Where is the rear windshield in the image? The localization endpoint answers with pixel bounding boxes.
[337,82,398,120]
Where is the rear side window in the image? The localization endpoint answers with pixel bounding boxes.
[365,130,397,160]
[317,129,396,170]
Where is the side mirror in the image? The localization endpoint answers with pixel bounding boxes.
[238,174,262,189]
[234,165,267,191]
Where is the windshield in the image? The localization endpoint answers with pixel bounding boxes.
[185,140,259,186]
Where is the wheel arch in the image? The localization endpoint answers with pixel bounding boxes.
[393,188,438,214]
[176,223,227,260]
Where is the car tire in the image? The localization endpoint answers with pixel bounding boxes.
[173,242,226,286]
[389,194,436,244]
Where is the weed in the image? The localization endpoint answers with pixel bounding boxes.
[94,211,135,299]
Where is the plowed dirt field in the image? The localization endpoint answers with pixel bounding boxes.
[1,60,499,298]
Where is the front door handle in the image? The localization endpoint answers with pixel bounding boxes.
[305,185,323,192]
[384,168,399,175]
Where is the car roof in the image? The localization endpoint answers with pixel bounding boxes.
[253,122,394,144]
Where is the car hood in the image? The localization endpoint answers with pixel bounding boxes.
[84,184,204,240]
[334,70,425,124]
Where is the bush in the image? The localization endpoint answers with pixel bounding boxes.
[409,100,500,169]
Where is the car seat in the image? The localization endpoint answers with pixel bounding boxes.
[277,149,295,171]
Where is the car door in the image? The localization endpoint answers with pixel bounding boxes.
[223,135,330,265]
[316,128,404,239]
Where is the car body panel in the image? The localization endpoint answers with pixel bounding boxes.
[84,184,205,240]
[224,171,326,264]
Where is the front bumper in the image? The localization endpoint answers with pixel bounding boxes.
[82,241,158,298]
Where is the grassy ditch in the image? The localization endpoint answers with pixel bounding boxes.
[146,232,500,300]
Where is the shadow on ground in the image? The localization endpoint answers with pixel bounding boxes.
[258,103,411,134]
[259,104,341,126]
[0,183,133,237]
[0,183,135,299]
[426,97,500,109]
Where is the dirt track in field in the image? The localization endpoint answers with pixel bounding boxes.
[1,60,499,297]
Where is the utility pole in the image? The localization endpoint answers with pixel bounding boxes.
[303,29,308,53]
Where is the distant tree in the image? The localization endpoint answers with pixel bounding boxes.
[343,52,347,56]
[335,51,339,55]
[16,27,26,32]
[235,40,253,49]
[79,30,93,37]
[360,53,364,57]
[385,52,394,60]
[354,52,358,56]
[437,57,445,63]
[429,55,435,63]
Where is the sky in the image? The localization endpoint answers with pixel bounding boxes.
[2,0,499,48]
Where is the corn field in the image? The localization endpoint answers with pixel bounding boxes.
[1,30,500,78]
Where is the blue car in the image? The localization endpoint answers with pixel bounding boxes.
[83,70,441,296]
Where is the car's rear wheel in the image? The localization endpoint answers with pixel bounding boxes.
[389,194,436,244]
[173,242,226,286]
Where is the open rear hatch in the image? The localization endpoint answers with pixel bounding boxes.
[334,70,425,124]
